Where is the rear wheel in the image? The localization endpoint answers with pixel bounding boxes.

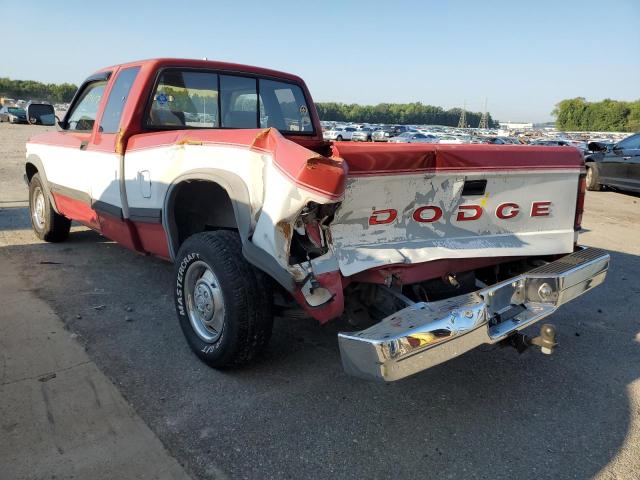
[336,135,343,141]
[174,231,273,368]
[29,173,71,242]
[586,165,602,191]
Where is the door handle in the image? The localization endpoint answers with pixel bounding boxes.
[623,156,631,160]
[79,141,89,150]
[138,170,152,198]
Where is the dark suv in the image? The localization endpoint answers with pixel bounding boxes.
[586,133,640,193]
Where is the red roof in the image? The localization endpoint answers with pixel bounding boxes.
[93,58,304,83]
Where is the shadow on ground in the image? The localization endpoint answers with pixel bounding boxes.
[2,208,639,480]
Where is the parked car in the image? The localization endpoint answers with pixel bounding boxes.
[372,125,409,142]
[351,127,375,142]
[0,106,27,124]
[323,126,356,141]
[585,132,640,192]
[438,135,465,144]
[388,132,438,143]
[24,58,608,383]
[531,139,573,147]
[485,136,520,145]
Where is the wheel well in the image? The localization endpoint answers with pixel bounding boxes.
[169,180,238,251]
[26,162,38,182]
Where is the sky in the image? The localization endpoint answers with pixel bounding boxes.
[2,0,639,122]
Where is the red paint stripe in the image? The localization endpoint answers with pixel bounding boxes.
[52,193,100,230]
[134,221,170,259]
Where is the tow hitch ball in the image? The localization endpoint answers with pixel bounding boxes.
[506,324,558,355]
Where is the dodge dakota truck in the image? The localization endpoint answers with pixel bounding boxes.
[25,58,609,382]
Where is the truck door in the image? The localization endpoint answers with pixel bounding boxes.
[90,66,142,250]
[616,133,640,191]
[43,74,109,230]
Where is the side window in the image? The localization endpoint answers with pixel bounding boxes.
[220,75,257,128]
[617,134,640,150]
[258,79,312,133]
[148,70,219,128]
[66,81,107,131]
[100,67,140,133]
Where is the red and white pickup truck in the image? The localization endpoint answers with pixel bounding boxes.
[25,58,609,382]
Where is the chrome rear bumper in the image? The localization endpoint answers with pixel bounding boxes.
[338,247,609,382]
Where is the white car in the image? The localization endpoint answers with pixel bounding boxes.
[323,126,356,141]
[438,135,465,144]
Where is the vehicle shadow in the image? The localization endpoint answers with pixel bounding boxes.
[2,231,638,480]
[0,205,33,232]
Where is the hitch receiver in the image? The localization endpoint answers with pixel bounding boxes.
[508,323,557,355]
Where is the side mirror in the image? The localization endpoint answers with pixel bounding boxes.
[26,103,56,126]
[587,141,607,152]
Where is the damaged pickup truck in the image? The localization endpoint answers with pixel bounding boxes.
[26,58,609,381]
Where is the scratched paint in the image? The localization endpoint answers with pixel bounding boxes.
[329,170,580,276]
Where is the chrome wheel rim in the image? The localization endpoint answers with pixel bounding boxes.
[32,187,45,230]
[184,260,225,343]
[586,167,593,185]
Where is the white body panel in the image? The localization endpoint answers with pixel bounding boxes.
[329,170,579,276]
[27,143,122,210]
[123,143,329,274]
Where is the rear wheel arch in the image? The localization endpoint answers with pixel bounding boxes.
[163,171,253,260]
[25,154,60,213]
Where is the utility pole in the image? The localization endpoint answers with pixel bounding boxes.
[457,100,467,128]
[478,98,489,129]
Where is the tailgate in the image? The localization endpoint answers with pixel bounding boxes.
[329,143,583,277]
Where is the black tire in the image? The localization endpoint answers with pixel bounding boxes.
[585,164,602,191]
[29,173,71,242]
[336,135,343,141]
[174,231,273,368]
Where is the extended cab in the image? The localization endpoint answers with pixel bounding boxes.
[26,59,609,382]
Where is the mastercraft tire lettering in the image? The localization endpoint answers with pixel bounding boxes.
[174,231,273,368]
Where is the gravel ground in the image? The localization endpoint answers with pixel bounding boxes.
[1,123,639,479]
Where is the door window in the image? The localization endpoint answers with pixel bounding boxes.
[617,134,640,150]
[66,81,107,131]
[100,67,140,133]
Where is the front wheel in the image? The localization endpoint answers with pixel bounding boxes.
[174,231,273,368]
[336,135,343,141]
[586,165,602,191]
[29,173,71,242]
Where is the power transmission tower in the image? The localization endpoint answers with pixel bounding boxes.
[478,98,489,129]
[457,100,467,128]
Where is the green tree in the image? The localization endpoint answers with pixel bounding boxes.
[553,98,639,132]
[315,101,497,127]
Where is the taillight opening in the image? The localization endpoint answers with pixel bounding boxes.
[574,173,586,231]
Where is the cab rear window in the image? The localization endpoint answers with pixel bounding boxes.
[146,68,314,134]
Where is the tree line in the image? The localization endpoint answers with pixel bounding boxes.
[553,98,640,132]
[0,77,78,103]
[315,102,497,127]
